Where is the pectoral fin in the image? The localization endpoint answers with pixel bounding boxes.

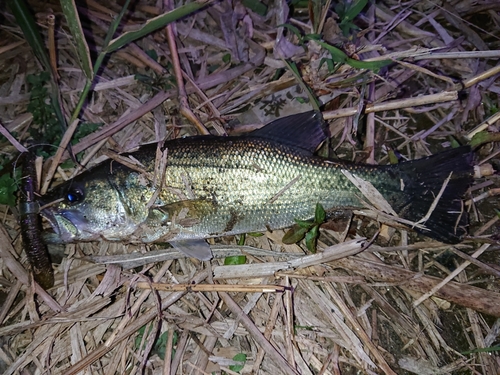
[170,239,213,260]
[148,199,216,228]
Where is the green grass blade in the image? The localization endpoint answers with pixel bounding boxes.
[311,39,391,71]
[59,0,93,79]
[68,0,131,125]
[8,0,67,131]
[8,0,51,72]
[283,59,320,111]
[101,0,132,50]
[105,0,214,53]
[343,0,369,22]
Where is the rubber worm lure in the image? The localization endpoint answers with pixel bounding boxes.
[19,152,54,289]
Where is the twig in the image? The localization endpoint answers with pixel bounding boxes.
[0,225,62,312]
[463,63,500,89]
[65,270,209,375]
[41,118,79,194]
[337,255,500,317]
[364,81,376,164]
[252,286,283,372]
[146,145,168,208]
[213,239,366,279]
[0,280,22,325]
[134,282,287,293]
[103,261,173,347]
[60,90,171,162]
[102,150,148,173]
[413,172,452,227]
[449,247,500,278]
[164,0,209,135]
[47,12,59,80]
[323,91,458,119]
[162,327,175,375]
[341,168,398,215]
[466,111,500,139]
[392,58,455,84]
[321,283,397,375]
[182,71,226,135]
[219,291,300,375]
[0,122,28,152]
[268,175,301,203]
[412,244,490,307]
[412,108,457,142]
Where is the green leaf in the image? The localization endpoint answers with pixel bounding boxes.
[135,325,150,350]
[229,353,247,372]
[448,137,461,149]
[237,233,246,246]
[106,0,213,53]
[277,23,304,44]
[154,331,168,360]
[0,173,18,206]
[59,0,93,79]
[72,122,102,144]
[343,0,369,21]
[304,33,322,41]
[305,38,391,71]
[135,326,178,360]
[314,203,326,223]
[461,345,500,355]
[282,59,320,111]
[282,225,308,244]
[470,131,500,148]
[318,57,336,73]
[247,232,264,237]
[146,49,159,61]
[153,330,178,360]
[224,256,247,265]
[336,0,368,36]
[305,225,319,253]
[242,0,267,16]
[294,219,315,229]
[387,149,399,165]
[60,159,76,169]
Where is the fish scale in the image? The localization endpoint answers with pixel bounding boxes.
[156,137,363,236]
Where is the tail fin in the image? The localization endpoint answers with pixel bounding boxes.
[392,146,474,243]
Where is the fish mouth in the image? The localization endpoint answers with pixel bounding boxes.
[41,208,99,243]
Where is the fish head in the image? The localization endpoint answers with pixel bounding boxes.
[41,170,144,243]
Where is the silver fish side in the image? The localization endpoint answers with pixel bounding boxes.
[39,111,474,257]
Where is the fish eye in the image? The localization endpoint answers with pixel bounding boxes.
[66,187,85,204]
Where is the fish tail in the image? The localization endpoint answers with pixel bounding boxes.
[392,146,474,243]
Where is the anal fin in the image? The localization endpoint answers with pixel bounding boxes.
[170,239,213,260]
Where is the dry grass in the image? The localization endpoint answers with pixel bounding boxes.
[1,0,500,374]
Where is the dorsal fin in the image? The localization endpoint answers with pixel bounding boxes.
[249,111,328,153]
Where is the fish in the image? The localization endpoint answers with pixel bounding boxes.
[40,111,474,260]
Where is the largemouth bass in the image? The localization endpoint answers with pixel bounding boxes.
[41,111,474,260]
